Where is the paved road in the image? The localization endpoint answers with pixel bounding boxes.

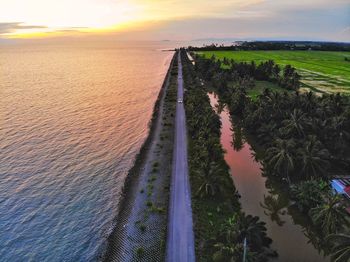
[166,52,195,262]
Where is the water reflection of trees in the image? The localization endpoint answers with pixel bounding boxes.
[222,95,330,259]
[215,101,225,115]
[231,125,244,151]
[262,172,329,258]
[229,119,245,151]
[260,194,287,226]
[290,206,329,257]
[215,97,245,152]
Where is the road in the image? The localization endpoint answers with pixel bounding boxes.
[166,52,195,262]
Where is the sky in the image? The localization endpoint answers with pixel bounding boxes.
[0,0,349,41]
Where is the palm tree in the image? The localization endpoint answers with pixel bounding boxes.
[272,64,281,81]
[302,226,327,256]
[196,162,229,198]
[281,65,300,90]
[213,214,273,262]
[300,136,330,179]
[326,116,349,156]
[230,88,247,115]
[290,179,328,212]
[310,195,350,235]
[282,109,307,138]
[212,241,242,262]
[264,91,283,116]
[257,123,277,145]
[303,91,316,112]
[238,214,272,250]
[326,234,350,262]
[266,138,296,184]
[213,214,242,262]
[291,71,301,90]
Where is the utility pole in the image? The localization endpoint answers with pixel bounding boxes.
[243,237,247,262]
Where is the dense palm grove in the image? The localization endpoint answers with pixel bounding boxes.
[192,51,350,261]
[181,50,276,261]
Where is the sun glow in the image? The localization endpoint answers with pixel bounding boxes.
[0,0,143,38]
[0,0,268,38]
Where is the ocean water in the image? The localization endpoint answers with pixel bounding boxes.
[0,41,174,261]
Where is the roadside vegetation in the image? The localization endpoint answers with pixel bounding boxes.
[193,50,350,261]
[181,50,276,262]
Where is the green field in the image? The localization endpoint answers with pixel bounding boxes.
[246,81,286,100]
[197,50,350,94]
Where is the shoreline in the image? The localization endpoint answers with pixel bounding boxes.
[102,52,177,261]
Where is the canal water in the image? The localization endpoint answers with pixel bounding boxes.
[208,92,329,262]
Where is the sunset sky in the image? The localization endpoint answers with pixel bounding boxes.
[1,0,349,41]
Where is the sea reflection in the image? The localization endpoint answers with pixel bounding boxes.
[0,42,174,261]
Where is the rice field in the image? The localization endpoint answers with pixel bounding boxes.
[197,50,350,94]
[247,81,286,100]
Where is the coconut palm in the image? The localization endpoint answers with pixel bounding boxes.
[326,234,350,262]
[291,179,328,212]
[213,214,273,262]
[212,214,241,262]
[300,136,330,179]
[282,109,307,138]
[212,241,242,262]
[266,138,296,184]
[257,123,277,145]
[326,116,350,156]
[196,162,229,198]
[272,64,281,81]
[302,226,327,255]
[310,195,350,235]
[239,214,271,250]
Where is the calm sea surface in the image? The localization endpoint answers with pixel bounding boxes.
[0,41,174,261]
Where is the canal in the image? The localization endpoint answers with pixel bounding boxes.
[208,92,329,262]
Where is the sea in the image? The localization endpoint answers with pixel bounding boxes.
[0,40,175,261]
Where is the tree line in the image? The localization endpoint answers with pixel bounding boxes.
[197,55,301,91]
[188,41,350,52]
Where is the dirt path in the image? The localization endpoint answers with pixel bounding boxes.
[166,52,195,262]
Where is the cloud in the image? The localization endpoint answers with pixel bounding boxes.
[341,27,350,34]
[0,22,47,34]
[336,27,350,42]
[0,22,90,38]
[108,14,350,42]
[52,29,87,33]
[127,0,349,43]
[131,0,266,20]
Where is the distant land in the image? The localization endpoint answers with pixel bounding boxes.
[192,37,350,44]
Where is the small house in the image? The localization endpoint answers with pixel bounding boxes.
[331,178,350,199]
